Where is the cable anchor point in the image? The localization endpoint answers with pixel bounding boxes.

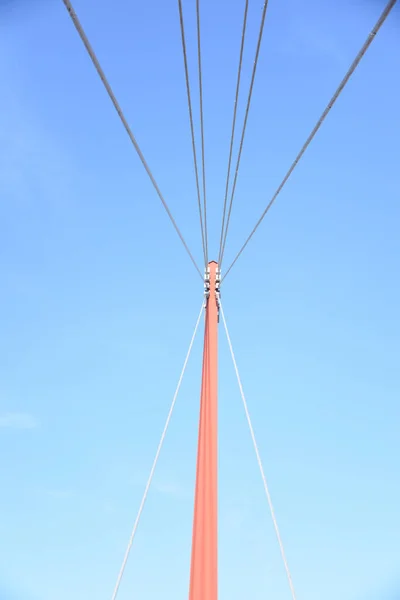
[204,264,221,318]
[215,267,221,321]
[204,266,210,306]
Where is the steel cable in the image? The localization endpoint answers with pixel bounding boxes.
[62,0,202,278]
[223,0,397,281]
[178,0,207,267]
[196,0,209,263]
[219,0,271,268]
[218,0,249,265]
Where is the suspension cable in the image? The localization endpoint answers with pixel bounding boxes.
[220,303,297,600]
[177,0,207,267]
[219,0,271,268]
[110,303,204,600]
[222,0,397,281]
[196,0,209,262]
[62,0,202,279]
[218,0,249,265]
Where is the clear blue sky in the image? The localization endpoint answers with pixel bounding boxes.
[0,0,399,599]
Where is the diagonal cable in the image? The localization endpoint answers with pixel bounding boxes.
[219,0,271,268]
[110,302,204,600]
[220,302,297,600]
[196,0,209,262]
[177,0,207,267]
[62,0,202,278]
[218,0,249,265]
[223,0,397,281]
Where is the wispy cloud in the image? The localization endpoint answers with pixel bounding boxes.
[129,470,190,500]
[0,100,73,206]
[152,480,190,499]
[274,3,348,67]
[0,411,39,430]
[40,488,116,515]
[221,507,246,532]
[44,488,76,500]
[0,45,75,207]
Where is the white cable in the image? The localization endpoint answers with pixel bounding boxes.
[220,303,297,600]
[110,303,204,600]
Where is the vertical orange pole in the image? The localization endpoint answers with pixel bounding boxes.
[189,261,219,600]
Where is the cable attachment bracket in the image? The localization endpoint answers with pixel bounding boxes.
[204,266,210,306]
[203,265,221,319]
[215,267,221,321]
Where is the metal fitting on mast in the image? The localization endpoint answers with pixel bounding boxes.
[204,264,221,319]
[204,266,210,304]
[215,267,221,300]
[215,267,221,319]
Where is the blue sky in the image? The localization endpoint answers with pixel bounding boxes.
[0,0,399,599]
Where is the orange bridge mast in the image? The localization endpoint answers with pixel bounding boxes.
[189,261,220,600]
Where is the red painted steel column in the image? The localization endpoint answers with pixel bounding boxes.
[189,261,219,600]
